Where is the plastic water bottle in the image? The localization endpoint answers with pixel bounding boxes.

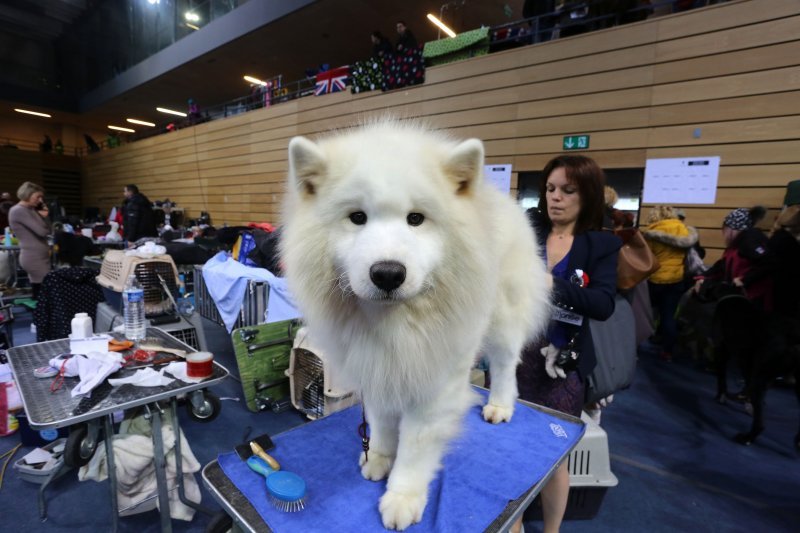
[123,274,146,341]
[3,227,11,247]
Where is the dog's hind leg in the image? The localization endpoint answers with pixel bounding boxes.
[360,404,399,481]
[734,375,766,446]
[714,343,730,404]
[793,364,800,451]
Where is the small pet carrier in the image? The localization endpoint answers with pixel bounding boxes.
[285,328,358,420]
[524,411,618,520]
[96,249,180,317]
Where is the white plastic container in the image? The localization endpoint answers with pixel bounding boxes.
[70,312,93,339]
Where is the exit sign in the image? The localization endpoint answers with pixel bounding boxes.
[563,135,590,150]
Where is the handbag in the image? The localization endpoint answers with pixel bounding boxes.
[585,294,638,404]
[615,228,660,290]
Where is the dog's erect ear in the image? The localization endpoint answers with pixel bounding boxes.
[444,138,484,195]
[288,136,327,197]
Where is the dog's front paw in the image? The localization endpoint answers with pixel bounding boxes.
[379,489,427,530]
[482,402,514,424]
[359,451,393,481]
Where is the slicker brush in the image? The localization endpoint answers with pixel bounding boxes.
[246,453,307,512]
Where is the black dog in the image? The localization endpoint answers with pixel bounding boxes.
[705,282,800,449]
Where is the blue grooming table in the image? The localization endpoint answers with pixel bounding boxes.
[202,388,585,532]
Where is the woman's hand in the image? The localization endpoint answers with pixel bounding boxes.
[36,204,49,218]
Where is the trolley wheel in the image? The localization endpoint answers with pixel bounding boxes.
[187,391,221,422]
[64,424,97,467]
[205,510,233,533]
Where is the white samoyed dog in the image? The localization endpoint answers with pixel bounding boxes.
[280,121,550,530]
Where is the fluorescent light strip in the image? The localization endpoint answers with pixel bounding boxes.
[156,107,187,117]
[108,125,135,133]
[127,118,156,127]
[244,75,267,86]
[186,23,200,30]
[14,108,51,118]
[426,14,457,38]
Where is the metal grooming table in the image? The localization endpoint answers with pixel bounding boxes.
[201,397,584,532]
[6,327,230,532]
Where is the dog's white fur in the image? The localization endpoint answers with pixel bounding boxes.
[281,121,550,530]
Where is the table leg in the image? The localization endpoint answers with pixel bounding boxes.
[103,414,119,532]
[37,458,70,520]
[169,397,213,516]
[150,403,173,533]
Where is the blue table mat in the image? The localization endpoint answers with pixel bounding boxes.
[218,388,584,532]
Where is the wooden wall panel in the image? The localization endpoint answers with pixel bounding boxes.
[81,0,800,258]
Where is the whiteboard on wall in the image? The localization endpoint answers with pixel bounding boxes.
[642,156,720,204]
[484,164,512,194]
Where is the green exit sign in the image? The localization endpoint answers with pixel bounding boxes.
[563,135,590,150]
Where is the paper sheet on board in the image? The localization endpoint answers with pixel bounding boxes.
[642,156,720,204]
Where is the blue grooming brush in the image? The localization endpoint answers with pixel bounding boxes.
[246,455,307,512]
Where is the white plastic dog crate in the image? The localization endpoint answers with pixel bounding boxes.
[285,328,359,420]
[194,265,269,329]
[525,411,618,521]
[96,250,180,317]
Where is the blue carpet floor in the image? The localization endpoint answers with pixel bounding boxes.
[1,311,797,532]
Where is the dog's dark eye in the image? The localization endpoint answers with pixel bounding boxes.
[349,211,367,225]
[407,213,425,226]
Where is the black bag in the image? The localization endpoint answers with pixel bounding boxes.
[585,294,637,404]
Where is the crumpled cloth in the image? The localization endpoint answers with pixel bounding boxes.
[49,352,122,397]
[78,410,202,521]
[108,367,175,387]
[202,251,300,332]
[161,361,205,384]
[125,241,167,257]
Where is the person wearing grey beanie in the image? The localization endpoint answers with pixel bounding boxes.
[697,206,774,312]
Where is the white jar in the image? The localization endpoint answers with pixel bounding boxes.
[71,312,93,339]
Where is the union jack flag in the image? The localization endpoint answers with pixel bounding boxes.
[314,66,349,95]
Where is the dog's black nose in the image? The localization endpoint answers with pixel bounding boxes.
[370,261,406,292]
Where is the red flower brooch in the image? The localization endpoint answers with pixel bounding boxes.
[570,269,590,288]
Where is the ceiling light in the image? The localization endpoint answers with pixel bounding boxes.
[147,0,160,4]
[14,108,51,118]
[426,14,457,38]
[244,75,267,86]
[184,11,199,22]
[108,125,135,133]
[186,23,199,31]
[157,107,187,117]
[127,118,155,127]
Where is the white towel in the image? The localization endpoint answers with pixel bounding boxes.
[49,353,122,397]
[78,411,202,521]
[108,368,175,387]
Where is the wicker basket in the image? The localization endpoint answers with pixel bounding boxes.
[96,249,180,316]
